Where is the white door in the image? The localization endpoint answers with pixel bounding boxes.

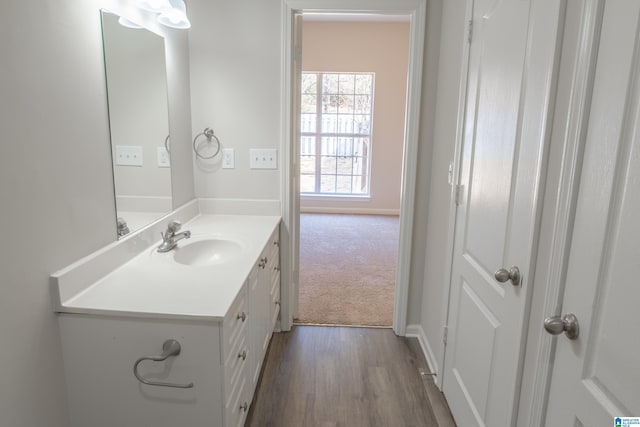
[545,1,640,424]
[443,0,564,426]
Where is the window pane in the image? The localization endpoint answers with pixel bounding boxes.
[301,94,316,113]
[300,136,316,155]
[355,95,371,114]
[301,114,316,132]
[338,94,355,114]
[354,115,370,134]
[321,137,337,155]
[302,73,317,94]
[355,74,372,94]
[339,74,355,94]
[323,74,339,94]
[300,155,316,174]
[352,176,368,194]
[321,114,337,133]
[321,156,337,174]
[322,94,340,114]
[354,138,369,156]
[337,115,354,133]
[300,174,316,193]
[337,157,353,175]
[337,138,353,157]
[320,175,336,193]
[336,176,352,193]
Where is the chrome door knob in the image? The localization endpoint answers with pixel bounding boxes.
[544,313,579,340]
[494,266,521,286]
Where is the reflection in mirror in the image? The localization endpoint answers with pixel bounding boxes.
[101,10,172,238]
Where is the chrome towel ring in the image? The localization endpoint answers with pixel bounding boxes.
[193,127,221,160]
[133,339,194,389]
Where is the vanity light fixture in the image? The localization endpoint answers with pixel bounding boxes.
[157,0,191,29]
[117,16,144,29]
[136,0,171,13]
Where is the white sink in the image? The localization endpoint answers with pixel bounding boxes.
[172,238,244,266]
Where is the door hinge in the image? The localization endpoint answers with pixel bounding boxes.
[454,184,463,206]
[467,19,473,44]
[443,326,448,345]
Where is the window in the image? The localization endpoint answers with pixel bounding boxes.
[300,72,374,196]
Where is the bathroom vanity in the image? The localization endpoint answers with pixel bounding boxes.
[51,209,280,427]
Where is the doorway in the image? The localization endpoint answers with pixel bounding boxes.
[294,17,410,326]
[280,0,427,335]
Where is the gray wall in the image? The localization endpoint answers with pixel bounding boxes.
[0,1,194,425]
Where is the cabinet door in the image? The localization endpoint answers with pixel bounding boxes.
[58,315,224,427]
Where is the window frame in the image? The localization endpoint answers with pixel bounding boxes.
[299,71,375,196]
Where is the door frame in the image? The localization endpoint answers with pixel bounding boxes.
[280,0,427,334]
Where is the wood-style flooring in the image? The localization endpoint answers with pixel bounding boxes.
[246,326,456,427]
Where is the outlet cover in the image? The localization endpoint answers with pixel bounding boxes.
[115,145,143,166]
[249,148,277,169]
[222,148,235,169]
[157,147,170,168]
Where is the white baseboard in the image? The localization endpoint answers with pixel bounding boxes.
[300,206,400,215]
[406,323,442,390]
[198,198,281,215]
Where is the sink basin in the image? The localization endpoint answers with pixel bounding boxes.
[172,239,244,266]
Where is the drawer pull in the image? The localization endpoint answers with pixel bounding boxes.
[133,339,194,389]
[258,257,268,269]
[275,300,280,306]
[237,312,247,322]
[274,266,280,272]
[238,350,247,361]
[240,402,249,412]
[273,241,280,247]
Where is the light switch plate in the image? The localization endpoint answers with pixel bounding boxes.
[222,148,235,169]
[157,147,170,168]
[115,146,143,166]
[249,148,277,169]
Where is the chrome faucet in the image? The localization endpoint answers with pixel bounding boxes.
[116,217,130,237]
[157,220,191,253]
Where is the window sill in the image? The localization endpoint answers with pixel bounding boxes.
[300,194,371,202]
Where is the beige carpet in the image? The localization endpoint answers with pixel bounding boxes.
[296,213,399,326]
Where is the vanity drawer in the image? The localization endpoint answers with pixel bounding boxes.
[223,332,248,406]
[222,285,248,362]
[270,269,281,328]
[225,370,249,427]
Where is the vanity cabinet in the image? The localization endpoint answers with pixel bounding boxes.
[56,223,281,427]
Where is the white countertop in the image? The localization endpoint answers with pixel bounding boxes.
[57,214,280,322]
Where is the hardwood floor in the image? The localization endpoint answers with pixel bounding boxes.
[247,326,456,427]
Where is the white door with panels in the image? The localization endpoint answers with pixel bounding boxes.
[442,0,564,425]
[544,0,640,424]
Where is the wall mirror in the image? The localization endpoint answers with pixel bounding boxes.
[101,10,172,238]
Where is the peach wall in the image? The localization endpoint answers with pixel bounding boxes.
[301,21,410,214]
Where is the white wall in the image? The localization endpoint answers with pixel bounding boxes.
[0,1,193,425]
[416,0,468,372]
[188,0,282,204]
[300,21,410,215]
